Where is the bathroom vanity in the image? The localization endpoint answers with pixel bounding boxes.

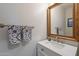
[37,40,77,56]
[36,3,79,56]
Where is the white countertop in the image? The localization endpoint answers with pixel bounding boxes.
[38,40,77,56]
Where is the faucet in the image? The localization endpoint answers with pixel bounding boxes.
[54,27,63,43]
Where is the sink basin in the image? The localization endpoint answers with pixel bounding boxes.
[46,40,64,49]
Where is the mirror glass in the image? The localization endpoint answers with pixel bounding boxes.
[51,3,73,37]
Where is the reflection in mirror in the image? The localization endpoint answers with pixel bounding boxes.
[51,3,73,37]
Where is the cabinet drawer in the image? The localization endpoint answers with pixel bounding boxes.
[37,44,61,56]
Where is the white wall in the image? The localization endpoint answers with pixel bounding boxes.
[0,3,48,56]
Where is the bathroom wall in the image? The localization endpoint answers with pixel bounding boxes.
[0,3,48,56]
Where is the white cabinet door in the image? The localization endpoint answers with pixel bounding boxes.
[37,44,61,56]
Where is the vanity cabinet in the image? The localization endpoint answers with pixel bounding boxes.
[37,42,61,56]
[36,40,77,56]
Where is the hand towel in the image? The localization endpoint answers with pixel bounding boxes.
[22,26,32,42]
[8,25,22,48]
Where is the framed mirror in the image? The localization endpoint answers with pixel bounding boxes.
[47,3,77,41]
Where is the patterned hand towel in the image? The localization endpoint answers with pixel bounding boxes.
[8,25,22,48]
[22,26,32,42]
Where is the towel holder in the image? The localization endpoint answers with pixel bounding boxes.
[0,23,34,29]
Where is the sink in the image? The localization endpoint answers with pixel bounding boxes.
[46,40,64,49]
[38,40,77,56]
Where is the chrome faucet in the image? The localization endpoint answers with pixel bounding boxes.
[55,27,60,42]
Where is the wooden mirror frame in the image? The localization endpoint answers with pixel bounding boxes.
[47,3,78,41]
